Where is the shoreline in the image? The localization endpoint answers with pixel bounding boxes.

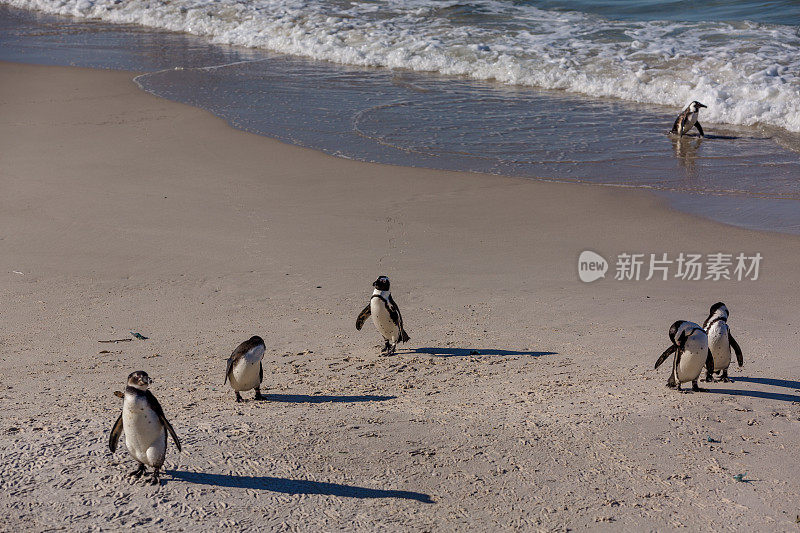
[2,60,800,530]
[3,2,800,237]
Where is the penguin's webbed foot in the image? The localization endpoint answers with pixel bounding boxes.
[691,380,705,392]
[704,374,714,383]
[129,464,146,478]
[380,341,391,355]
[254,388,266,401]
[386,343,397,356]
[721,370,731,382]
[149,472,161,486]
[235,392,243,403]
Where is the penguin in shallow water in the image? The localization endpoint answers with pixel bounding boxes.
[109,371,181,485]
[655,321,714,392]
[702,302,743,382]
[671,101,707,137]
[224,336,266,402]
[356,276,410,355]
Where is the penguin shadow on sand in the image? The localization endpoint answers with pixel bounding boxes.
[700,134,741,140]
[404,347,557,358]
[705,376,800,403]
[262,393,396,403]
[167,471,434,503]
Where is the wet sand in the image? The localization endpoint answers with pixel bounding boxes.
[2,61,800,531]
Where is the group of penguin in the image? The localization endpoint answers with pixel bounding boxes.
[108,275,409,485]
[106,102,713,486]
[655,302,744,392]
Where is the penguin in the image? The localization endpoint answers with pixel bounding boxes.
[224,336,266,402]
[355,275,410,355]
[109,371,181,485]
[670,101,707,137]
[654,321,714,392]
[702,302,743,382]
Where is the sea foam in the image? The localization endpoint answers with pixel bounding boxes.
[5,0,799,132]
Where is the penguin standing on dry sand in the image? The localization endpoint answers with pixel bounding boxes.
[655,321,714,392]
[356,276,410,355]
[109,371,181,485]
[671,101,707,137]
[703,302,743,382]
[224,336,266,402]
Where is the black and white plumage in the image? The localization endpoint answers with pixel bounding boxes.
[356,276,410,355]
[702,302,743,382]
[109,371,181,485]
[670,101,707,137]
[655,321,714,392]
[224,336,266,402]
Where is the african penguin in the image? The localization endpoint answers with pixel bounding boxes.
[654,321,714,392]
[224,336,266,402]
[356,275,410,355]
[109,371,181,485]
[702,302,743,382]
[671,101,707,137]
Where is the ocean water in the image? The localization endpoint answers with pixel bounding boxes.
[1,2,799,233]
[3,0,799,132]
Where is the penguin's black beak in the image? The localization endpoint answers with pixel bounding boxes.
[372,280,379,287]
[698,103,707,108]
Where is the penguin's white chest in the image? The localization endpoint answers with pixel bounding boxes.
[676,334,708,383]
[371,297,399,342]
[707,322,731,371]
[229,345,264,392]
[122,395,166,467]
[682,111,698,134]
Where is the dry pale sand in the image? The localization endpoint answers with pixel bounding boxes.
[1,61,799,531]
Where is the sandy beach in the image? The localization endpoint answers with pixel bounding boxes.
[2,60,800,531]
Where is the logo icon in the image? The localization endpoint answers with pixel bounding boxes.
[578,251,608,283]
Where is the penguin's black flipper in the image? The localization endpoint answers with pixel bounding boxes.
[729,332,743,367]
[109,414,123,453]
[259,361,263,384]
[674,346,683,372]
[164,418,182,452]
[695,122,705,137]
[164,418,182,453]
[389,294,410,342]
[388,295,410,343]
[706,349,715,377]
[224,356,234,385]
[671,113,684,135]
[146,390,181,453]
[356,303,371,330]
[655,344,676,369]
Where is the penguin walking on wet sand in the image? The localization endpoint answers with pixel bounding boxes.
[655,321,715,392]
[109,371,181,485]
[224,336,266,402]
[356,275,410,355]
[671,101,707,137]
[703,302,743,382]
